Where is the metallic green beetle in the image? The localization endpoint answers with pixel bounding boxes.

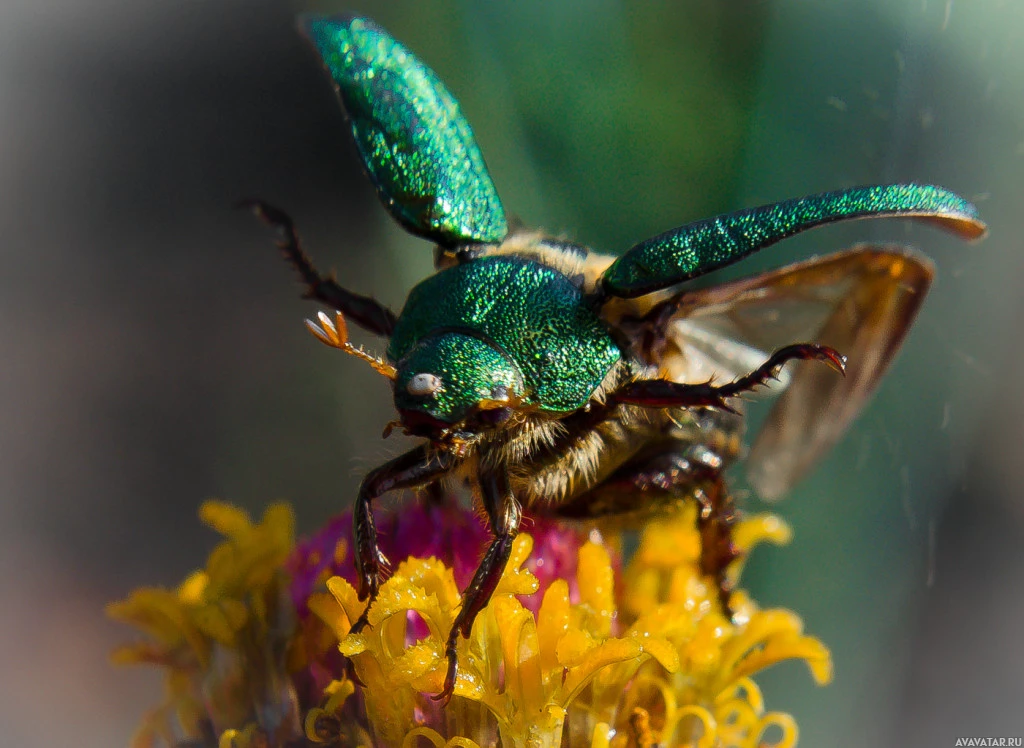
[247,14,987,704]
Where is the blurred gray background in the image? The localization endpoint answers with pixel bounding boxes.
[1,1,1021,746]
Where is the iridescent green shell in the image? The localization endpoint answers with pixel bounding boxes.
[388,257,621,414]
[300,14,508,247]
[393,334,524,423]
[602,184,987,298]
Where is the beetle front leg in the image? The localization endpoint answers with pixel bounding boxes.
[242,200,398,337]
[612,343,846,412]
[349,446,455,634]
[434,470,522,705]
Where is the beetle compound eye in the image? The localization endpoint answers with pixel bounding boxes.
[407,373,442,397]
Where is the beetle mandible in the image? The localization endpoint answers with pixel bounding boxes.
[245,14,987,704]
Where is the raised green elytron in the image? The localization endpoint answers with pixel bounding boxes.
[246,14,987,705]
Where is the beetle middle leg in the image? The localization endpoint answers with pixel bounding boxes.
[349,446,455,634]
[611,343,846,412]
[434,470,522,705]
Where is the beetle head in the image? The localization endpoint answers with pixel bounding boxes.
[394,333,525,440]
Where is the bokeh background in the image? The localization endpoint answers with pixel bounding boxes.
[1,1,1022,745]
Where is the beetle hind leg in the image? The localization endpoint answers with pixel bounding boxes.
[559,443,741,619]
[693,472,741,615]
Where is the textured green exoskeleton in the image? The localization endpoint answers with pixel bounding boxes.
[389,256,621,416]
[249,13,988,706]
[603,184,986,297]
[301,15,507,246]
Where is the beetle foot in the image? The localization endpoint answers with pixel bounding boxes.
[430,632,460,706]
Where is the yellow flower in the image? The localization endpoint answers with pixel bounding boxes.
[307,504,831,748]
[108,501,302,747]
[111,499,831,747]
[310,535,677,747]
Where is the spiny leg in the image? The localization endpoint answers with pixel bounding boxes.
[349,446,455,634]
[434,470,522,705]
[612,343,846,412]
[693,473,741,615]
[241,199,398,336]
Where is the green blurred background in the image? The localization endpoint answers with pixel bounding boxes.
[1,0,1021,745]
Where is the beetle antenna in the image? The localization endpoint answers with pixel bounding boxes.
[305,310,398,381]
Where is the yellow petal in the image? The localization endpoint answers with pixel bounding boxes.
[590,722,613,748]
[556,628,596,668]
[191,599,249,646]
[537,580,570,673]
[368,557,459,638]
[684,615,730,673]
[560,638,646,705]
[492,596,543,713]
[733,514,792,552]
[494,534,540,597]
[368,574,447,638]
[109,643,169,667]
[200,501,254,539]
[577,542,615,637]
[625,633,679,673]
[401,728,484,748]
[663,705,717,748]
[177,570,209,604]
[324,576,366,630]
[261,502,295,548]
[106,588,209,664]
[401,727,447,748]
[389,641,442,683]
[525,704,567,747]
[755,711,799,748]
[728,633,833,688]
[322,678,356,713]
[303,708,332,743]
[627,602,697,643]
[106,588,185,642]
[338,633,367,658]
[714,610,833,694]
[619,567,662,618]
[307,592,351,641]
[634,510,700,569]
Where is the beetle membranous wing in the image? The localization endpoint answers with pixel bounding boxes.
[665,246,933,500]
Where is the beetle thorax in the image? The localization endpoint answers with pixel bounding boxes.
[387,254,622,422]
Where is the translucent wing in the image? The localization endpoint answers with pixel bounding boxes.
[300,15,508,247]
[601,184,985,298]
[651,245,935,500]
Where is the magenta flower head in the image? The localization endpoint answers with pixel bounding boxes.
[288,500,589,618]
